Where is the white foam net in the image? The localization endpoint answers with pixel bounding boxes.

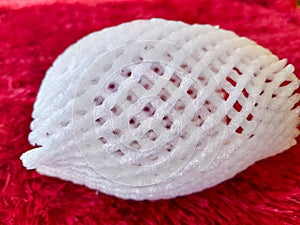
[23,19,299,200]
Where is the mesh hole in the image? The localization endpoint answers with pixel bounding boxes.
[158,88,170,101]
[169,72,182,87]
[174,99,185,114]
[95,117,105,125]
[204,100,214,113]
[290,102,298,110]
[162,116,172,129]
[129,117,140,128]
[111,105,122,115]
[265,79,272,83]
[226,77,236,87]
[99,137,107,144]
[233,101,242,112]
[107,82,119,92]
[187,85,198,99]
[242,88,249,98]
[112,129,122,137]
[143,103,156,116]
[216,88,229,101]
[139,76,153,90]
[130,140,141,149]
[180,64,191,73]
[164,142,174,152]
[235,126,244,134]
[151,62,164,76]
[121,68,132,78]
[146,129,158,141]
[126,91,137,103]
[233,67,242,75]
[191,112,203,127]
[279,80,292,87]
[94,96,104,106]
[224,115,231,125]
[197,76,208,85]
[113,149,124,157]
[247,114,253,121]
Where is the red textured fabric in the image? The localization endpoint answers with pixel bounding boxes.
[0,0,300,224]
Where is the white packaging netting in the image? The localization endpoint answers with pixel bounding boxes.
[21,19,299,200]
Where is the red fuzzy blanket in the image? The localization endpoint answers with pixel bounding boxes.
[0,0,300,224]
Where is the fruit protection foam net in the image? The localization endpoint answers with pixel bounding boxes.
[1,0,300,224]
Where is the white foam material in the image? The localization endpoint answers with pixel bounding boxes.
[21,19,299,200]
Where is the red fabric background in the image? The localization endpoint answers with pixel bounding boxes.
[0,0,300,224]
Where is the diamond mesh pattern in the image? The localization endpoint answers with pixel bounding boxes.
[21,19,299,200]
